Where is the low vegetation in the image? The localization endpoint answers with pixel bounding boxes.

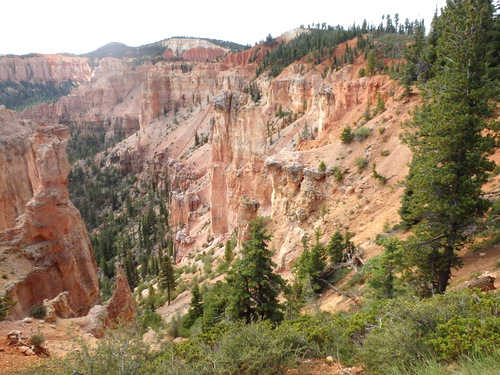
[17,289,500,375]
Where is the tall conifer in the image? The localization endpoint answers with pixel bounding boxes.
[226,217,285,324]
[401,0,498,295]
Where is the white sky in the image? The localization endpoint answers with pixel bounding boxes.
[1,0,446,55]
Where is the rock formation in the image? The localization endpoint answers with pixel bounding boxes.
[0,107,36,231]
[43,291,75,322]
[106,265,136,325]
[0,116,100,318]
[0,54,91,84]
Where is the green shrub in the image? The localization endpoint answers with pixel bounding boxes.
[29,305,47,320]
[1,295,16,321]
[354,126,371,141]
[426,317,500,361]
[332,166,345,181]
[371,163,387,184]
[139,310,164,335]
[278,313,355,364]
[29,334,45,348]
[318,160,326,172]
[340,125,354,143]
[358,290,500,373]
[355,157,368,172]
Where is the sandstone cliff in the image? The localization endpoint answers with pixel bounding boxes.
[0,107,36,231]
[0,117,100,318]
[0,54,91,84]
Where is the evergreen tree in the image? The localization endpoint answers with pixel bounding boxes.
[184,280,203,328]
[224,238,235,264]
[326,230,355,264]
[401,19,428,92]
[226,217,285,324]
[401,0,498,295]
[201,281,230,331]
[327,231,344,264]
[293,230,326,292]
[367,238,407,299]
[366,50,377,76]
[123,248,139,289]
[159,254,177,305]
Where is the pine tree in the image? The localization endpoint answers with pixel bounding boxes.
[401,0,498,295]
[293,230,326,292]
[159,254,177,305]
[227,217,285,324]
[123,248,138,289]
[184,280,203,328]
[367,238,407,299]
[366,50,377,76]
[224,238,235,264]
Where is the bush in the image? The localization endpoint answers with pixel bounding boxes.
[426,317,500,361]
[354,126,371,141]
[358,290,500,374]
[278,313,355,364]
[332,166,345,181]
[29,334,45,348]
[29,305,47,320]
[371,163,387,184]
[1,295,16,321]
[139,310,164,335]
[340,125,354,143]
[318,160,326,172]
[355,157,368,172]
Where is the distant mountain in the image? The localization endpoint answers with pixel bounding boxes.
[83,37,248,60]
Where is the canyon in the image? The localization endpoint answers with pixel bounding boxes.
[0,33,498,326]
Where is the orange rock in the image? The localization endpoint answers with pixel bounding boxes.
[0,119,100,319]
[106,265,136,326]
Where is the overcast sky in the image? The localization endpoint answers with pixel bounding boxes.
[1,0,446,55]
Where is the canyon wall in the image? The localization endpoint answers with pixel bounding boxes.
[0,117,100,318]
[0,108,36,230]
[0,54,91,84]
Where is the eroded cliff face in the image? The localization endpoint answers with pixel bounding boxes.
[0,54,91,84]
[211,90,272,236]
[0,108,36,231]
[0,118,100,318]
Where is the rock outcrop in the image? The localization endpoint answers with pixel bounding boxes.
[0,119,100,318]
[160,38,228,62]
[106,265,136,325]
[43,291,75,322]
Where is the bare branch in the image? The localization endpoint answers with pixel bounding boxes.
[319,279,361,306]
